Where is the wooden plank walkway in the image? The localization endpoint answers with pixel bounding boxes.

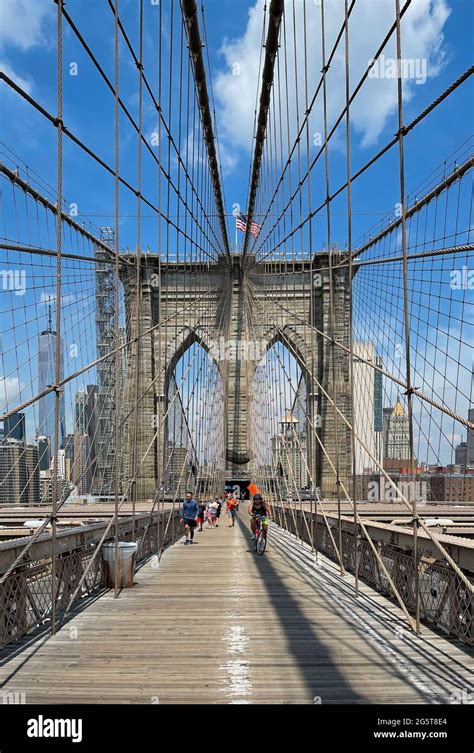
[0,512,472,704]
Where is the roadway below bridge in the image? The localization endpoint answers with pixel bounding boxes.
[0,511,472,704]
[1,500,473,529]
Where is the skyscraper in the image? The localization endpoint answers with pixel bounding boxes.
[61,433,75,466]
[37,435,51,471]
[467,407,474,469]
[74,390,88,434]
[383,399,411,462]
[37,306,66,444]
[3,411,25,442]
[352,342,378,473]
[24,444,40,505]
[73,384,98,493]
[72,432,88,494]
[454,440,467,468]
[0,441,40,505]
[374,355,384,465]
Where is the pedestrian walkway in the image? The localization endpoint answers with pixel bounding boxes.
[0,513,471,704]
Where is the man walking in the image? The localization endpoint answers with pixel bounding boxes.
[180,491,199,545]
[197,500,206,531]
[215,497,222,527]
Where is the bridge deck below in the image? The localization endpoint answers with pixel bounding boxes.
[0,512,472,704]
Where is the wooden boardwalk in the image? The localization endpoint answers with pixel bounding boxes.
[0,512,472,704]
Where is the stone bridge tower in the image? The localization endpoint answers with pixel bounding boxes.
[120,252,352,500]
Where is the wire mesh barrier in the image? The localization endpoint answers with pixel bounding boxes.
[273,506,473,645]
[0,0,472,651]
[242,0,473,635]
[0,0,229,635]
[0,509,180,648]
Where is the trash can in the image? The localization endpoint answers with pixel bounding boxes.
[101,541,138,588]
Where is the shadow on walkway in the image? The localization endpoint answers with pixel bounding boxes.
[236,514,471,703]
[235,513,364,702]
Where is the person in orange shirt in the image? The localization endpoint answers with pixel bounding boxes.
[226,493,238,527]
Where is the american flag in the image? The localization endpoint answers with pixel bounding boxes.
[235,212,262,239]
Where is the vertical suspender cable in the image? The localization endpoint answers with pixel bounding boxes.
[51,0,64,636]
[303,0,316,555]
[113,0,121,598]
[156,0,163,558]
[242,0,284,265]
[320,0,345,576]
[344,0,359,594]
[395,0,419,633]
[131,0,144,540]
[181,0,230,262]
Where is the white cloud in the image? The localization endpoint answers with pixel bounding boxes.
[350,0,451,146]
[214,0,266,153]
[0,58,32,93]
[217,138,239,176]
[214,0,451,170]
[0,0,54,51]
[446,433,462,445]
[173,128,238,181]
[0,0,53,95]
[40,291,77,306]
[0,375,22,410]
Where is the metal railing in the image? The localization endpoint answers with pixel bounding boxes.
[0,510,180,648]
[274,507,473,646]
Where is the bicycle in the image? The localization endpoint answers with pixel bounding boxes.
[253,514,269,555]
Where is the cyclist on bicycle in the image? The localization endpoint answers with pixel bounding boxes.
[248,493,271,540]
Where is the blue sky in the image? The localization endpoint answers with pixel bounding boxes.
[0,0,472,251]
[0,0,472,465]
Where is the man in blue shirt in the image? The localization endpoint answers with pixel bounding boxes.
[180,491,199,545]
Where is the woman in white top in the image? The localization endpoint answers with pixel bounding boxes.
[206,499,219,528]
